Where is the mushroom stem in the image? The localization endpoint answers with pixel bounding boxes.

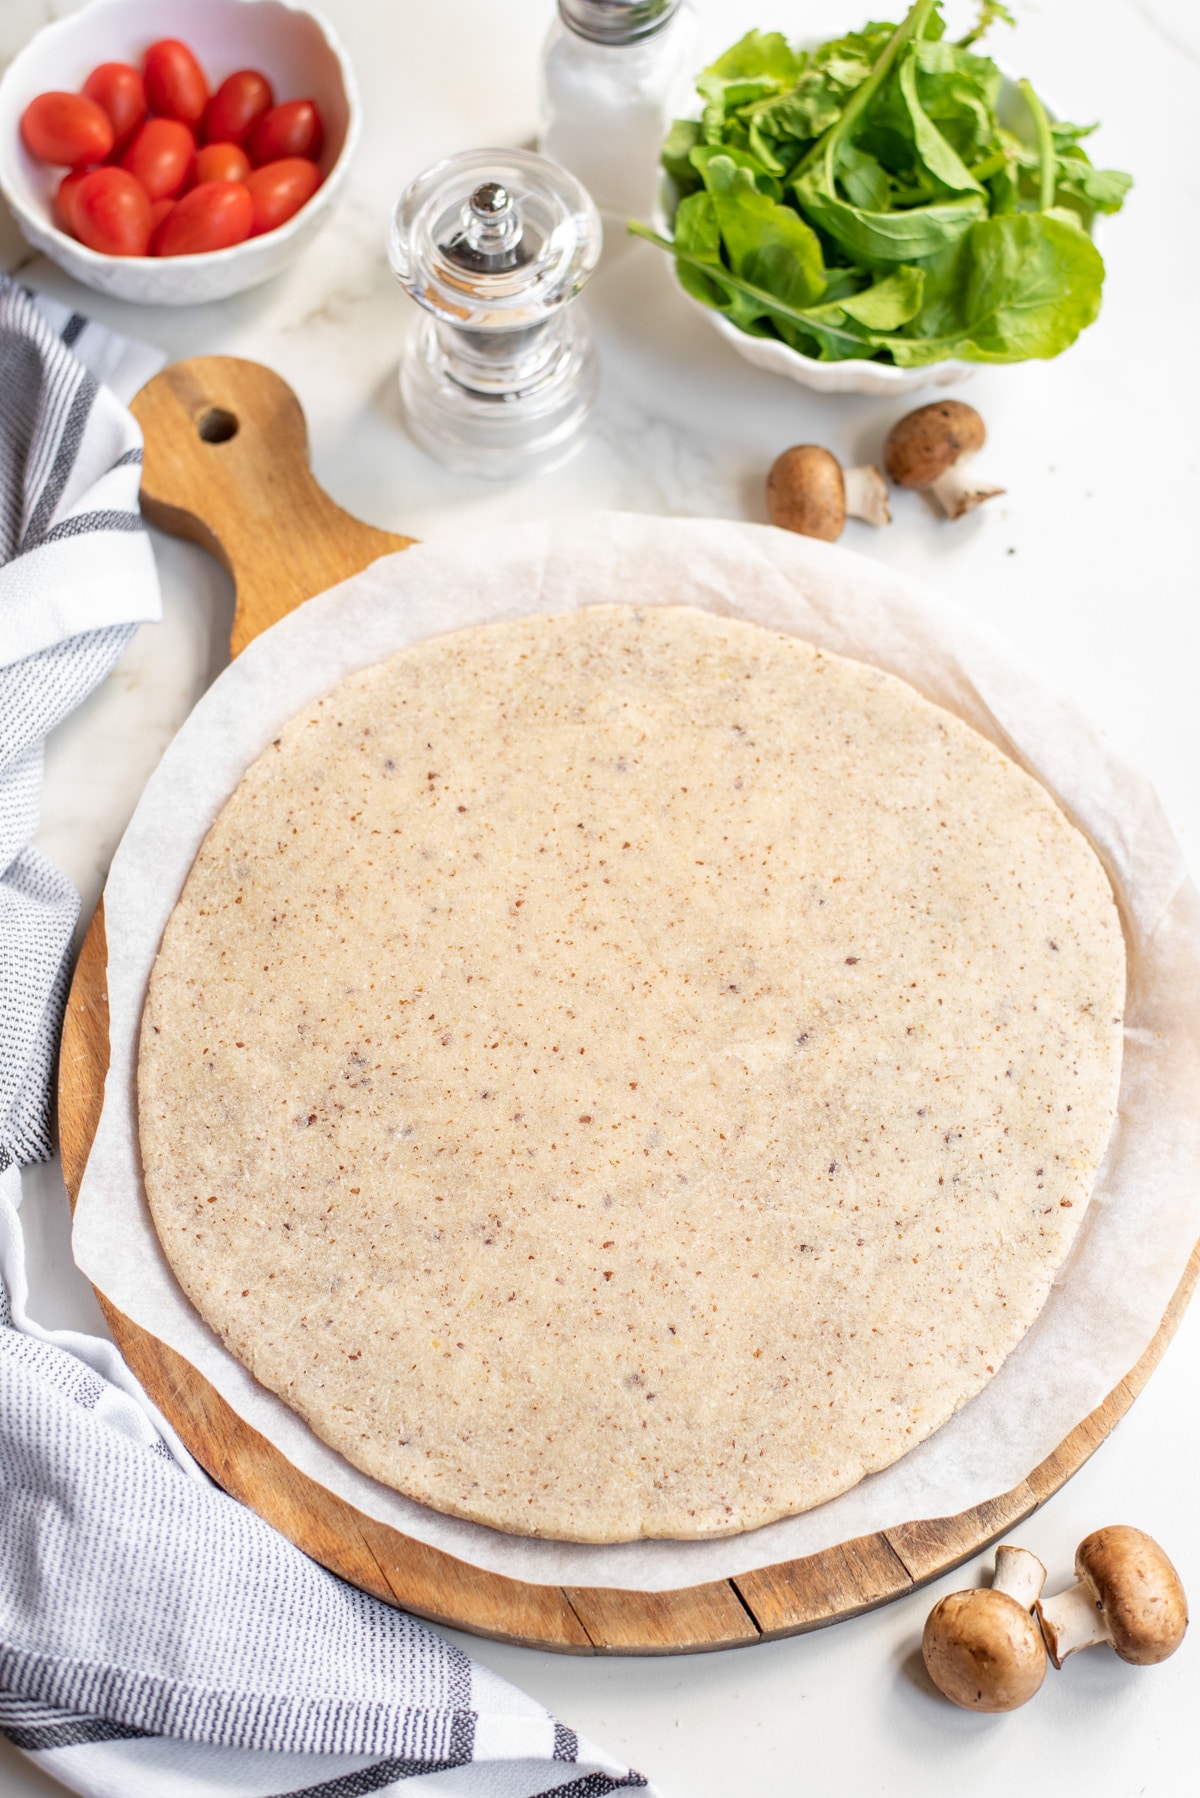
[767,446,892,540]
[929,456,1005,520]
[993,1544,1048,1612]
[1035,1526,1188,1669]
[884,400,1003,520]
[1035,1580,1109,1668]
[842,464,891,527]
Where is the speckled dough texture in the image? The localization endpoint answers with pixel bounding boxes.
[138,606,1125,1542]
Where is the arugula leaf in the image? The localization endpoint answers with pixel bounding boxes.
[1050,126,1134,218]
[895,55,984,193]
[1018,77,1056,210]
[818,266,867,302]
[743,115,789,177]
[834,265,926,328]
[791,268,927,360]
[662,201,802,339]
[702,154,827,309]
[662,119,704,194]
[958,1,1015,50]
[669,191,760,325]
[836,141,893,211]
[704,30,803,87]
[696,31,802,143]
[748,85,843,148]
[1049,119,1099,152]
[1057,161,1133,216]
[691,142,784,200]
[669,198,785,344]
[793,160,987,263]
[898,212,1105,362]
[912,40,1001,162]
[697,72,782,117]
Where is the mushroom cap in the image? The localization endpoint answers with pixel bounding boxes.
[767,444,846,542]
[884,401,986,490]
[922,1588,1047,1712]
[1075,1525,1189,1665]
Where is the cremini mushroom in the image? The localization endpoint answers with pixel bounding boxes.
[922,1544,1048,1712]
[1035,1526,1188,1668]
[884,400,1004,519]
[767,444,890,541]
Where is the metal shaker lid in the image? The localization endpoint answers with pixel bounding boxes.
[557,0,681,45]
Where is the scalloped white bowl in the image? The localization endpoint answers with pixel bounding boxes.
[0,0,359,305]
[661,71,1098,396]
[703,308,971,396]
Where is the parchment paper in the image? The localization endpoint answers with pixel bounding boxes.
[74,515,1200,1591]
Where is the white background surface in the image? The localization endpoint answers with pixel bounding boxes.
[2,1,1199,1795]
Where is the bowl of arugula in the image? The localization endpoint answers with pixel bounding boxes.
[633,0,1132,394]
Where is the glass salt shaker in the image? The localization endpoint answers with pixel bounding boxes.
[387,148,602,480]
[539,0,699,223]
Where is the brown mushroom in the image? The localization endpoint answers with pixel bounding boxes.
[767,444,890,541]
[884,400,1004,519]
[922,1544,1048,1712]
[1035,1526,1188,1668]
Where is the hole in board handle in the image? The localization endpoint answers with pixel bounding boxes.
[197,407,239,444]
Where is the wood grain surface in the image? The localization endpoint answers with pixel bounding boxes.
[134,355,413,655]
[56,356,1200,1655]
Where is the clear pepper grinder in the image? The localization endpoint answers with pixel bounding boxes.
[539,0,699,223]
[388,148,602,480]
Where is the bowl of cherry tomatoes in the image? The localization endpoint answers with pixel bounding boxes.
[0,0,359,304]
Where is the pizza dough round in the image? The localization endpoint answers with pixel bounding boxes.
[138,605,1125,1542]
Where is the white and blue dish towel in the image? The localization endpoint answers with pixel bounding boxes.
[0,275,656,1798]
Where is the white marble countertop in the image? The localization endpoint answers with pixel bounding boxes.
[3,1,1199,1794]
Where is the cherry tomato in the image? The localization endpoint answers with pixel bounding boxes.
[244,157,322,235]
[203,69,274,147]
[121,118,195,201]
[81,63,146,153]
[148,198,176,253]
[72,167,152,256]
[54,167,93,234]
[153,180,253,256]
[142,39,208,128]
[20,92,113,167]
[191,142,251,187]
[248,99,323,167]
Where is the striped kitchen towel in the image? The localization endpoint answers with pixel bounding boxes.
[0,276,161,1170]
[0,278,655,1798]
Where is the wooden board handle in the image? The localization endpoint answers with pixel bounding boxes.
[131,356,414,657]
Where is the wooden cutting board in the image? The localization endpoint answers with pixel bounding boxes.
[57,355,1200,1655]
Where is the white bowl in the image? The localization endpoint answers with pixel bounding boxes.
[703,308,971,396]
[0,0,360,305]
[663,72,1095,396]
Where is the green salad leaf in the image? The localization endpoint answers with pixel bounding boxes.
[662,155,827,340]
[637,0,1131,365]
[792,162,987,264]
[705,156,827,307]
[958,1,1015,50]
[897,212,1107,363]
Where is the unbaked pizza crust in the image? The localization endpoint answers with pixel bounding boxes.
[138,606,1125,1542]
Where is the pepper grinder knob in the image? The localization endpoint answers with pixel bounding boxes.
[388,148,603,479]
